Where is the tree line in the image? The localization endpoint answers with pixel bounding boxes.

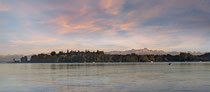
[19,50,210,63]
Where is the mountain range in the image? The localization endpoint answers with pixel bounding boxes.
[105,48,205,55]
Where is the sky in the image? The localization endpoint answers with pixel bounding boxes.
[0,0,210,55]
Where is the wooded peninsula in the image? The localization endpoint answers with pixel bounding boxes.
[18,50,210,63]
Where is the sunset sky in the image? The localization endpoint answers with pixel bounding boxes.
[0,0,210,55]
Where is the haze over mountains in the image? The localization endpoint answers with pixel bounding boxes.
[0,48,206,62]
[0,55,24,62]
[105,48,205,55]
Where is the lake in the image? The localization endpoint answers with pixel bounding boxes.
[0,62,210,92]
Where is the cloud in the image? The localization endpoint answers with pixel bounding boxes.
[1,0,210,55]
[0,3,9,11]
[12,38,57,44]
[49,15,103,34]
[0,20,9,25]
[99,0,125,15]
[10,30,58,44]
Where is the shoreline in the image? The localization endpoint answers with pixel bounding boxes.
[1,61,210,65]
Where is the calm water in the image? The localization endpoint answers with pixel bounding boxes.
[0,62,210,92]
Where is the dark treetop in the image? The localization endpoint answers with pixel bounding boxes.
[19,50,210,63]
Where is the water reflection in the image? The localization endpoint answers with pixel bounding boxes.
[0,63,210,92]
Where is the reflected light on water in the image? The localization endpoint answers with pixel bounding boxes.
[0,63,210,92]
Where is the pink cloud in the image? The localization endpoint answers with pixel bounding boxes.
[12,38,57,44]
[0,3,10,11]
[49,15,103,34]
[1,0,209,55]
[11,31,58,44]
[99,0,125,15]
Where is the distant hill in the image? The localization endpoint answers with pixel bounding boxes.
[0,48,206,63]
[0,55,24,62]
[105,48,205,55]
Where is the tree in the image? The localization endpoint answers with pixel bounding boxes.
[148,55,155,61]
[67,49,70,53]
[72,55,85,62]
[126,54,138,62]
[139,55,150,62]
[58,51,64,56]
[50,51,56,56]
[155,55,163,62]
[20,56,28,62]
[22,50,210,63]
